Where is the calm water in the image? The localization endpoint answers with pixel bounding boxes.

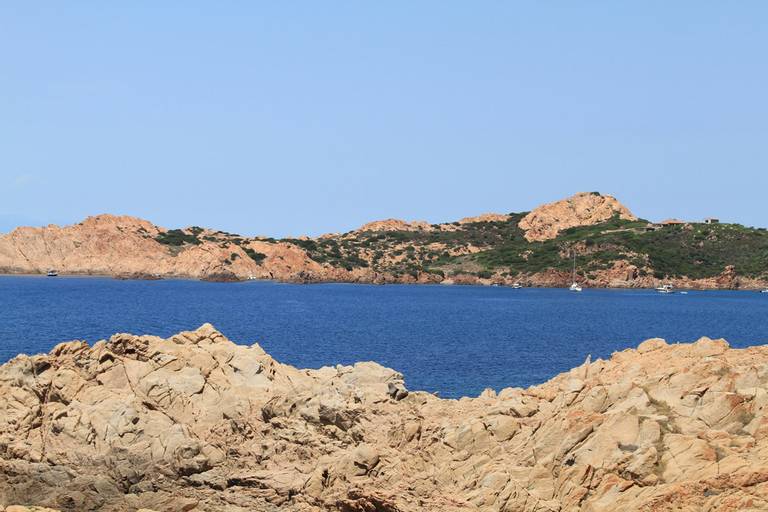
[1,276,767,398]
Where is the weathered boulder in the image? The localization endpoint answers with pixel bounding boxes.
[3,329,768,511]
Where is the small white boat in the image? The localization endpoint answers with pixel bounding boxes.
[761,289,768,294]
[569,251,583,292]
[46,269,58,277]
[656,284,675,294]
[511,282,523,289]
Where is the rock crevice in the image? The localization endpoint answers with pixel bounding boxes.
[2,328,768,511]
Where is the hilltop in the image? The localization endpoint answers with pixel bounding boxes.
[1,192,767,289]
[3,325,768,510]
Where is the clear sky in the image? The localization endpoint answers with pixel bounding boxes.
[1,3,767,236]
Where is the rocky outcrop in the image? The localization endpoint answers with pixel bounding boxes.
[355,219,433,233]
[0,215,333,283]
[457,213,510,225]
[3,325,768,511]
[2,195,765,290]
[1,507,61,512]
[518,192,637,241]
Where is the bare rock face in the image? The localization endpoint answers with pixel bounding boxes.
[0,215,328,283]
[3,326,768,511]
[519,192,637,241]
[355,219,433,233]
[457,213,510,225]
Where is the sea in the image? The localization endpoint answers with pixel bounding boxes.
[1,276,767,399]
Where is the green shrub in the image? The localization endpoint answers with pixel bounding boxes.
[243,247,267,264]
[155,229,201,246]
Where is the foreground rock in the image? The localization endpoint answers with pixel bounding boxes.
[3,326,768,511]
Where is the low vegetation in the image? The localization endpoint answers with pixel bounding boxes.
[295,215,768,280]
[152,214,768,281]
[243,247,267,264]
[155,229,202,246]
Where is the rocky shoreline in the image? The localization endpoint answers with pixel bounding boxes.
[3,325,768,511]
[2,270,767,292]
[2,193,767,291]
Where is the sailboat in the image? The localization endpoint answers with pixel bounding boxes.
[569,252,582,292]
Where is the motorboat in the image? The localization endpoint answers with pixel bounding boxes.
[656,284,675,294]
[46,269,58,277]
[511,282,523,289]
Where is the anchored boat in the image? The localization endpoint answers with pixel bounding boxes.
[569,252,583,292]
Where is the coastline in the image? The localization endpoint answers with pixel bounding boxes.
[2,270,766,291]
[3,195,768,292]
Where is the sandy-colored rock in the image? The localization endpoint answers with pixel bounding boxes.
[457,213,510,224]
[2,196,766,291]
[637,337,668,353]
[4,328,768,511]
[3,507,61,512]
[518,192,637,241]
[0,215,339,284]
[355,218,433,232]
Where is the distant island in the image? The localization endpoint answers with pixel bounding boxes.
[1,192,767,289]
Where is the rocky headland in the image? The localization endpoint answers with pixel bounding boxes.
[1,192,767,289]
[3,325,768,511]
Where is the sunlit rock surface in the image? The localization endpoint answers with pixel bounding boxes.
[2,326,768,511]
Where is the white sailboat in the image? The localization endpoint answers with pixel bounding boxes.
[569,252,582,292]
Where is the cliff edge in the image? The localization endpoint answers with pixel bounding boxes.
[2,326,768,511]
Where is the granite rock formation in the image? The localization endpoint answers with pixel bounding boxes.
[518,192,638,242]
[354,219,434,233]
[0,215,327,283]
[3,325,768,511]
[1,193,766,289]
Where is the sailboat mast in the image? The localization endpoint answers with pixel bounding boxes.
[572,251,576,282]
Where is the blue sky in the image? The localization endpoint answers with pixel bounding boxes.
[1,3,766,236]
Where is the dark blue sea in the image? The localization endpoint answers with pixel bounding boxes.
[1,276,767,398]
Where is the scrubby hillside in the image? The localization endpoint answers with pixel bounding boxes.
[1,192,767,288]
